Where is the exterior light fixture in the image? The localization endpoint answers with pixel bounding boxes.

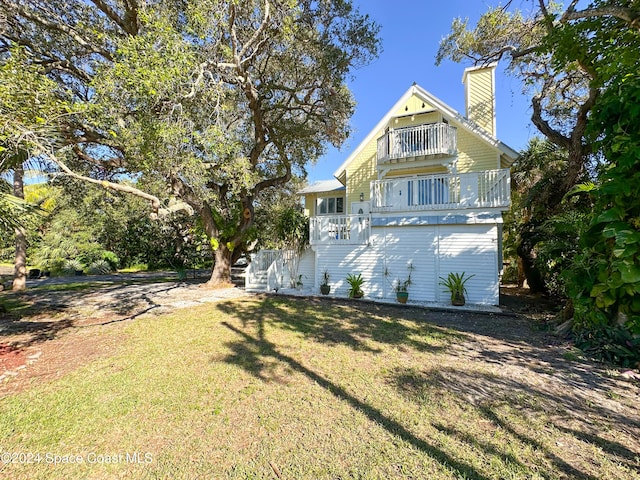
[360,192,364,202]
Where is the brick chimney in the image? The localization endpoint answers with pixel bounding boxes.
[462,63,496,137]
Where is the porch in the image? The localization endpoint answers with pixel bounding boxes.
[371,169,510,213]
[377,122,457,163]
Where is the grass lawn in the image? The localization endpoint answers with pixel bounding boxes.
[0,296,638,479]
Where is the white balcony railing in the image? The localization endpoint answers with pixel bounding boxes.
[310,214,371,245]
[371,169,511,212]
[377,123,457,163]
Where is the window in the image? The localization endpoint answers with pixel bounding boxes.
[317,196,344,215]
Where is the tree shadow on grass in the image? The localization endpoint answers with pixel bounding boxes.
[218,296,639,479]
[389,365,640,478]
[216,295,464,354]
[220,319,490,480]
[0,281,184,349]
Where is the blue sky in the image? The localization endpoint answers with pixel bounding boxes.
[307,0,538,183]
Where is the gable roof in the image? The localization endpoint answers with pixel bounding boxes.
[333,83,519,181]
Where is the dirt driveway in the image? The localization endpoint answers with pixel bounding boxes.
[0,274,248,395]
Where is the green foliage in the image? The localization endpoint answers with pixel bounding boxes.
[0,46,72,158]
[385,263,414,293]
[1,0,380,284]
[275,206,310,252]
[574,325,640,368]
[438,272,474,300]
[101,251,120,271]
[35,180,211,272]
[88,260,113,276]
[566,74,640,339]
[346,273,364,298]
[320,268,330,287]
[62,258,84,276]
[555,7,640,365]
[0,190,42,233]
[533,210,589,296]
[436,8,541,66]
[502,138,593,295]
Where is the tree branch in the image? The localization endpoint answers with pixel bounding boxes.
[90,0,132,35]
[530,94,571,149]
[53,153,162,215]
[238,1,271,64]
[561,6,640,29]
[15,4,114,61]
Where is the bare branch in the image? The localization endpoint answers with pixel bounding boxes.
[239,1,271,64]
[54,153,161,214]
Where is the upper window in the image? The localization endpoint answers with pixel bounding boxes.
[317,196,344,215]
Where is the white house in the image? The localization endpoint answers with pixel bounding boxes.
[247,64,519,305]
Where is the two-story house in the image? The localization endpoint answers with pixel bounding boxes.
[247,64,518,305]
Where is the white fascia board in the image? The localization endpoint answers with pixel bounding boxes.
[333,82,519,180]
[332,85,417,179]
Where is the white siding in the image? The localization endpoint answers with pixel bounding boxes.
[298,248,316,289]
[381,227,437,302]
[311,223,500,305]
[314,242,384,297]
[437,225,499,304]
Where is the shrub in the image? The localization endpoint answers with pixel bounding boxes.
[88,259,112,275]
[574,325,640,369]
[62,258,84,276]
[101,251,120,270]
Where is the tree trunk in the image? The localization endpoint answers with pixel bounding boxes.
[516,230,547,294]
[12,166,27,291]
[206,244,233,287]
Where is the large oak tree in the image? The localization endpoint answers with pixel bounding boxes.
[1,0,380,286]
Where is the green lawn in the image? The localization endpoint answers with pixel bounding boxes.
[0,296,638,479]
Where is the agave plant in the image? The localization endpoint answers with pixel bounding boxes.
[88,259,112,275]
[62,258,84,276]
[346,273,365,298]
[439,272,475,306]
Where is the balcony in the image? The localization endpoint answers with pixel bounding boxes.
[377,123,457,163]
[371,169,510,213]
[310,214,371,245]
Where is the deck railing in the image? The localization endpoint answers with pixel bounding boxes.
[371,169,510,212]
[310,214,371,245]
[377,123,457,163]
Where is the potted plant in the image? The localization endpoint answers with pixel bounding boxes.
[386,263,414,304]
[320,269,331,295]
[438,272,475,306]
[346,273,365,299]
